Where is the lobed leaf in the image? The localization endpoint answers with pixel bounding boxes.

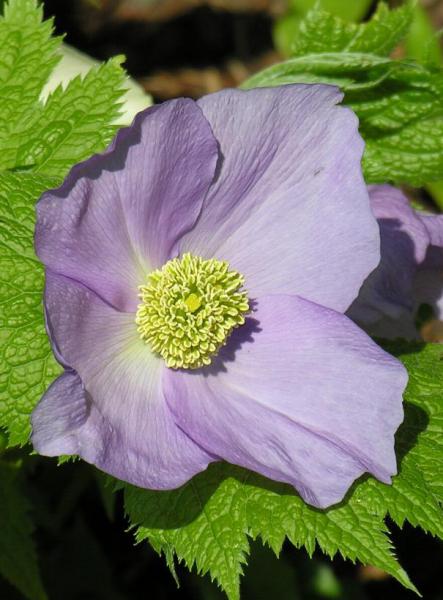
[16,58,126,178]
[0,172,62,446]
[0,0,127,177]
[242,52,394,90]
[244,1,443,185]
[125,464,416,600]
[273,0,373,57]
[0,0,61,170]
[243,55,443,186]
[387,342,443,505]
[0,0,128,447]
[126,467,250,600]
[125,342,443,599]
[292,2,413,57]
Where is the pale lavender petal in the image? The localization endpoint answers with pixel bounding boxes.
[417,213,443,274]
[348,186,443,337]
[32,370,88,456]
[36,99,218,312]
[415,213,443,319]
[347,185,430,329]
[360,315,421,341]
[32,271,214,489]
[421,213,443,255]
[165,295,406,509]
[180,85,379,313]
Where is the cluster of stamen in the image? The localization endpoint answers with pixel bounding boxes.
[135,253,249,369]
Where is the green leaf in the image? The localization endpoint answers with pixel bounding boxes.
[125,469,250,600]
[125,342,443,599]
[390,342,443,504]
[405,4,442,67]
[0,0,129,446]
[0,172,62,446]
[273,0,373,57]
[0,0,61,165]
[125,465,415,600]
[243,54,443,186]
[350,63,443,185]
[288,0,373,22]
[292,2,413,57]
[0,0,127,178]
[403,6,443,207]
[425,180,443,211]
[245,2,443,185]
[274,0,373,57]
[13,57,126,178]
[242,52,394,90]
[0,460,46,600]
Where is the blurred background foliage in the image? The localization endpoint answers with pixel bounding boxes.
[2,1,442,598]
[40,0,443,99]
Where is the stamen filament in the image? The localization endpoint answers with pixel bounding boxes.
[136,253,249,369]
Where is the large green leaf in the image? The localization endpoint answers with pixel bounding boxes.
[243,55,443,186]
[125,343,443,599]
[247,2,443,186]
[13,58,126,178]
[0,0,61,162]
[0,0,126,177]
[0,0,127,446]
[0,172,62,446]
[292,3,413,57]
[274,0,373,57]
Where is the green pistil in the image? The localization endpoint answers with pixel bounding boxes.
[135,253,250,369]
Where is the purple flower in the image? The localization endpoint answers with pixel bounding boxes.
[348,185,443,340]
[31,85,407,509]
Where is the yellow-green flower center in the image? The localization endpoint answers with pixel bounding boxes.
[135,253,249,369]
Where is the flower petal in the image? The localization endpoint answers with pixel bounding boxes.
[33,271,214,489]
[165,294,406,508]
[419,213,443,270]
[347,185,431,331]
[35,99,219,312]
[415,213,443,320]
[421,213,443,252]
[180,85,379,312]
[32,370,89,456]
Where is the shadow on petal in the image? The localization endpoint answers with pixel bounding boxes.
[50,109,146,196]
[205,316,262,375]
